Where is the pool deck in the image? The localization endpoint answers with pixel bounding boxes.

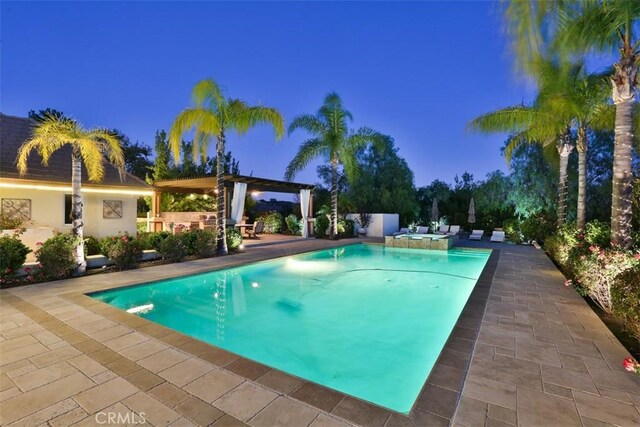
[1,237,638,426]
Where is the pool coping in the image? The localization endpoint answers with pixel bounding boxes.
[1,240,499,426]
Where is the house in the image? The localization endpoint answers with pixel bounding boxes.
[0,114,152,249]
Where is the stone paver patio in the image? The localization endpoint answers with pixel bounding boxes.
[0,238,638,426]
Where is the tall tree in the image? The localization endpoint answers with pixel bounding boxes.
[16,115,124,275]
[348,136,418,226]
[108,129,153,180]
[170,79,284,254]
[285,92,385,237]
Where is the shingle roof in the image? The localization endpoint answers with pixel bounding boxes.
[0,114,149,189]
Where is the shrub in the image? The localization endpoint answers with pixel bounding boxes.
[567,246,639,314]
[520,215,554,243]
[159,234,187,262]
[338,219,355,238]
[0,231,31,280]
[285,214,301,235]
[315,215,330,238]
[226,227,243,252]
[582,220,611,248]
[503,218,523,244]
[137,231,170,251]
[100,233,143,270]
[36,233,77,280]
[84,236,101,256]
[178,230,199,256]
[544,223,579,267]
[256,211,283,234]
[192,229,217,258]
[612,266,640,340]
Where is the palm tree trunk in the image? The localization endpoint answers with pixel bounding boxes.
[576,125,587,229]
[71,148,86,276]
[330,159,338,238]
[216,130,228,255]
[610,52,637,249]
[556,137,574,228]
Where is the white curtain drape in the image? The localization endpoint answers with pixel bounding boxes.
[300,189,311,238]
[230,182,247,224]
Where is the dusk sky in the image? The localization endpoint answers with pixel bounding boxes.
[1,1,537,190]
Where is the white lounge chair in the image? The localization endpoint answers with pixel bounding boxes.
[447,225,460,235]
[490,230,505,242]
[469,229,483,240]
[437,225,450,234]
[417,226,430,234]
[392,227,410,236]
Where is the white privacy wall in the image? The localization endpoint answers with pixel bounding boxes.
[346,213,399,237]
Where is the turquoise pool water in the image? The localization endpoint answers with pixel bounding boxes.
[91,244,490,413]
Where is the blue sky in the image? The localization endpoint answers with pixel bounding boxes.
[1,1,537,189]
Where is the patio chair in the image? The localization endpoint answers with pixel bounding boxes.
[490,230,505,242]
[469,229,484,240]
[437,225,450,234]
[247,221,264,238]
[447,225,461,235]
[417,226,430,234]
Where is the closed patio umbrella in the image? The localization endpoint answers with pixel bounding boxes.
[430,198,439,222]
[468,197,476,225]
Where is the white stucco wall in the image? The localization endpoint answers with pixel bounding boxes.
[346,213,399,237]
[0,187,138,238]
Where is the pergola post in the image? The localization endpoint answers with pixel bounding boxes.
[308,190,314,237]
[150,190,163,232]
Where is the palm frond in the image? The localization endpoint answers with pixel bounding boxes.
[87,129,125,169]
[192,79,226,112]
[228,100,285,139]
[77,138,107,182]
[340,148,360,184]
[16,117,77,173]
[169,108,221,163]
[288,114,326,137]
[346,127,387,152]
[503,0,560,73]
[589,103,615,131]
[556,0,635,54]
[284,138,328,181]
[468,105,541,133]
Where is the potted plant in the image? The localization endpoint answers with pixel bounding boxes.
[356,212,373,237]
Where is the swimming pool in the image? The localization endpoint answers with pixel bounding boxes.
[91,243,491,413]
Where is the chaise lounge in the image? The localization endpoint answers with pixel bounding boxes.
[469,229,484,240]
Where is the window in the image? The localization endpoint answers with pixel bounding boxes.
[64,194,72,225]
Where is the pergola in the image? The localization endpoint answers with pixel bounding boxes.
[150,174,315,233]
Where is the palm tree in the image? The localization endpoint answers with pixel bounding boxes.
[535,60,613,228]
[470,103,572,226]
[170,79,284,254]
[285,92,384,238]
[469,60,573,226]
[470,59,612,227]
[557,1,639,248]
[16,115,124,276]
[504,0,639,248]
